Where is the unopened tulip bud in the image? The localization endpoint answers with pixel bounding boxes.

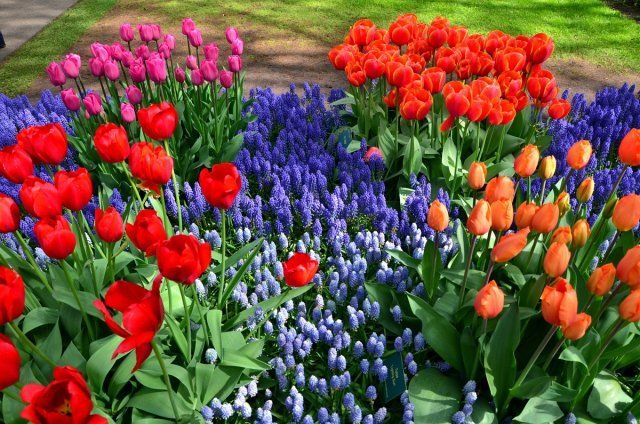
[544,242,571,277]
[619,289,640,322]
[562,313,591,340]
[586,263,616,296]
[567,140,592,170]
[571,219,590,248]
[474,280,505,319]
[556,191,570,217]
[576,177,594,203]
[538,156,556,180]
[427,200,449,232]
[551,226,572,245]
[612,194,640,232]
[467,162,487,190]
[602,196,618,219]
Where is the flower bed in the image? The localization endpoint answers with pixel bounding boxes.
[0,14,640,424]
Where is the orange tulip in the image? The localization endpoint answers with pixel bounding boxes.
[619,289,640,322]
[551,226,572,245]
[543,242,571,277]
[467,161,487,190]
[538,156,556,180]
[515,201,538,229]
[427,200,449,232]
[540,277,578,327]
[612,194,640,232]
[485,176,515,203]
[561,313,591,340]
[618,128,640,167]
[491,227,530,263]
[616,245,640,288]
[571,219,590,248]
[467,199,492,236]
[566,140,592,170]
[576,177,594,203]
[556,191,570,217]
[474,280,505,319]
[531,203,559,234]
[586,263,616,296]
[514,144,540,178]
[490,200,513,231]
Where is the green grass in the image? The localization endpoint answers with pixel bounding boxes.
[0,0,116,97]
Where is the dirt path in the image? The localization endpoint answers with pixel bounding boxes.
[26,1,640,100]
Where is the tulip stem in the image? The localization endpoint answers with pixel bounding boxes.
[217,210,227,307]
[483,261,495,287]
[471,318,487,379]
[601,231,620,263]
[62,261,95,340]
[524,234,540,272]
[178,285,192,359]
[8,321,56,368]
[191,285,212,347]
[151,341,181,420]
[539,179,547,204]
[594,283,624,324]
[121,164,143,208]
[542,336,565,370]
[458,236,477,309]
[164,140,183,232]
[14,232,53,294]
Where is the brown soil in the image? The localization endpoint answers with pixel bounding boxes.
[26,0,640,101]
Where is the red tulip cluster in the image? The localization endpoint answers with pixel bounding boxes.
[329,15,571,127]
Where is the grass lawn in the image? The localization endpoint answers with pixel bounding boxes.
[1,0,639,97]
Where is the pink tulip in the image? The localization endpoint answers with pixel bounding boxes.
[138,24,154,42]
[83,93,103,116]
[225,27,239,44]
[104,60,120,81]
[120,23,134,42]
[146,56,167,83]
[219,70,233,88]
[60,88,81,111]
[231,38,244,55]
[364,147,383,162]
[158,43,172,59]
[191,69,204,85]
[120,102,136,123]
[121,51,135,67]
[61,54,81,78]
[91,43,110,61]
[174,66,186,83]
[181,18,196,36]
[129,59,146,83]
[164,34,176,50]
[135,44,151,60]
[203,43,219,62]
[188,29,202,47]
[228,55,242,72]
[151,24,162,41]
[110,43,125,61]
[46,62,66,86]
[125,85,142,105]
[200,60,219,82]
[88,58,104,77]
[186,55,198,70]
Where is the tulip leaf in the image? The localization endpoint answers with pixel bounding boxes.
[364,281,404,335]
[509,375,552,400]
[485,304,520,411]
[518,275,547,309]
[587,371,632,420]
[540,382,578,402]
[220,350,270,371]
[128,389,192,419]
[22,307,58,334]
[441,137,458,182]
[219,237,265,306]
[403,135,423,177]
[212,237,262,273]
[385,248,421,271]
[1,386,23,424]
[409,367,461,424]
[164,313,190,362]
[205,309,223,361]
[471,397,499,424]
[87,335,120,393]
[559,346,588,370]
[421,240,442,300]
[513,397,563,423]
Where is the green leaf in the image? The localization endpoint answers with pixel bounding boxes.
[540,382,577,402]
[441,137,458,181]
[403,135,422,177]
[206,310,223,360]
[502,263,526,288]
[421,240,442,299]
[471,397,499,424]
[407,293,463,372]
[587,371,632,420]
[39,321,62,363]
[409,368,461,423]
[87,336,120,393]
[364,281,404,335]
[518,275,547,309]
[22,307,58,333]
[164,313,190,362]
[220,238,265,305]
[195,363,217,404]
[385,248,421,270]
[200,365,243,402]
[514,397,563,423]
[1,387,24,424]
[559,346,588,370]
[485,304,520,411]
[509,375,551,400]
[127,390,191,419]
[212,237,262,274]
[221,350,270,371]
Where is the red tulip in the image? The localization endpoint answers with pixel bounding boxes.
[156,234,211,284]
[93,123,130,163]
[386,59,414,88]
[345,60,366,87]
[0,194,20,233]
[199,163,242,210]
[137,102,178,141]
[19,176,62,219]
[0,266,25,325]
[93,277,164,372]
[388,15,415,46]
[347,19,377,46]
[618,128,640,167]
[494,47,526,73]
[54,168,93,211]
[283,252,319,287]
[400,88,433,121]
[421,67,446,93]
[548,98,571,120]
[527,69,557,104]
[125,209,167,256]
[128,142,173,192]
[21,366,107,424]
[328,44,357,70]
[94,207,124,243]
[16,123,68,165]
[0,145,34,183]
[34,216,76,260]
[0,334,20,390]
[526,33,554,64]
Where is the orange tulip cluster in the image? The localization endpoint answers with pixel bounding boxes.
[329,15,571,127]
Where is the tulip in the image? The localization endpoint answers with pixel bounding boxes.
[612,194,640,232]
[17,123,68,165]
[531,203,559,234]
[228,55,243,72]
[0,335,20,390]
[548,98,571,120]
[191,69,204,85]
[566,140,592,170]
[203,43,219,62]
[182,18,196,36]
[45,62,66,86]
[201,60,219,82]
[83,92,103,116]
[0,194,20,234]
[363,147,383,163]
[400,88,433,121]
[34,216,76,260]
[474,280,505,319]
[551,226,572,245]
[514,144,540,178]
[515,201,538,229]
[125,209,167,256]
[328,44,357,71]
[225,27,239,43]
[220,70,233,88]
[526,33,554,64]
[283,252,319,287]
[555,191,570,217]
[540,278,578,327]
[616,245,640,288]
[120,102,136,123]
[94,207,124,243]
[174,66,186,83]
[137,24,154,42]
[0,145,34,183]
[60,88,81,111]
[543,242,571,277]
[19,176,62,219]
[129,59,146,83]
[386,60,413,87]
[157,234,212,284]
[586,263,616,296]
[346,61,366,87]
[119,23,134,42]
[618,128,640,167]
[562,313,591,340]
[576,177,594,203]
[137,102,178,141]
[188,29,203,47]
[538,156,556,180]
[60,55,81,80]
[199,163,242,210]
[467,199,492,236]
[231,38,244,55]
[427,200,449,232]
[53,168,93,212]
[388,16,414,46]
[128,142,173,192]
[146,56,167,83]
[111,43,125,61]
[484,176,515,203]
[619,289,640,322]
[362,52,385,80]
[467,161,487,190]
[103,60,120,81]
[158,42,172,59]
[94,123,130,163]
[185,55,198,71]
[348,19,377,46]
[88,57,104,77]
[490,200,513,231]
[491,227,530,263]
[0,266,25,325]
[125,85,142,105]
[527,68,557,103]
[571,219,590,248]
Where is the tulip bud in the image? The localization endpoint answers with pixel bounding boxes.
[491,227,530,263]
[616,245,640,289]
[576,177,594,203]
[228,55,243,72]
[95,207,124,243]
[104,60,120,81]
[618,128,640,167]
[60,88,81,112]
[612,194,640,232]
[515,201,538,229]
[485,176,515,203]
[551,226,572,245]
[120,103,136,123]
[364,147,383,162]
[283,252,319,288]
[538,156,556,180]
[83,93,103,116]
[555,191,570,217]
[174,66,186,83]
[200,60,219,82]
[531,203,559,234]
[46,62,66,86]
[543,242,571,277]
[88,58,104,77]
[0,194,20,233]
[231,38,244,55]
[188,29,203,47]
[514,144,540,178]
[467,162,487,190]
[540,277,578,327]
[586,263,616,296]
[467,200,492,236]
[619,289,640,322]
[571,219,590,248]
[220,70,233,88]
[125,85,142,105]
[566,140,592,170]
[0,334,20,390]
[203,43,219,62]
[490,200,513,231]
[427,200,449,232]
[474,280,505,319]
[120,23,135,42]
[561,313,591,340]
[191,69,204,85]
